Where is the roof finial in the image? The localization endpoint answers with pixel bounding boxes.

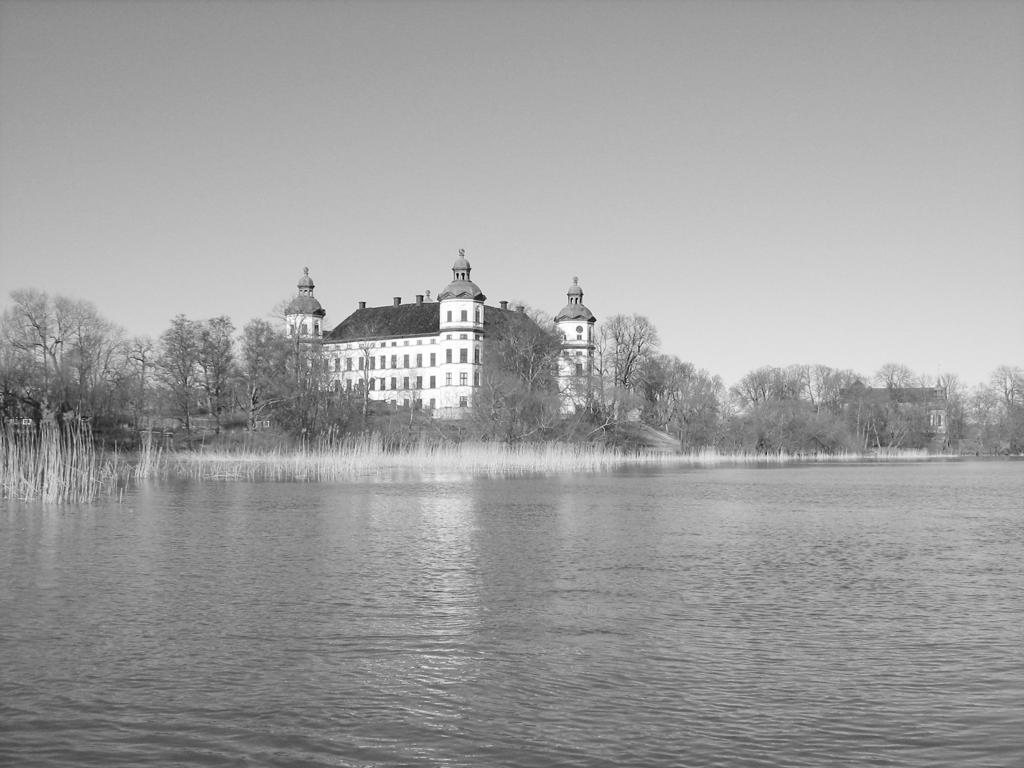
[459,248,465,258]
[573,276,578,285]
[303,266,309,276]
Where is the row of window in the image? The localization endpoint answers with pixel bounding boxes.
[445,308,482,323]
[342,371,481,392]
[351,397,469,410]
[335,332,480,351]
[336,347,481,372]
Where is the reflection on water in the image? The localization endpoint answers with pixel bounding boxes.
[2,461,1023,767]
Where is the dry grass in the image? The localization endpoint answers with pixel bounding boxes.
[131,438,939,482]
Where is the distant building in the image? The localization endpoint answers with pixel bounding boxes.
[284,251,597,419]
[840,380,948,449]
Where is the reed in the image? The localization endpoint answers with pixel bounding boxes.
[135,439,942,482]
[0,420,117,503]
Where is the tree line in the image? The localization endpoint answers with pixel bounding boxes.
[1,287,1022,453]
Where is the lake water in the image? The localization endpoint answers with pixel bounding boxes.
[2,460,1022,767]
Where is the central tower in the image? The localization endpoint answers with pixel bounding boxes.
[437,249,486,414]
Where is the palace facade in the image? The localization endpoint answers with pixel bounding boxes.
[284,251,597,419]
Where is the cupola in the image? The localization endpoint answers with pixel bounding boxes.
[438,248,486,301]
[554,276,595,322]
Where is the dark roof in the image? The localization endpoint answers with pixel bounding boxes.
[324,303,539,343]
[325,304,439,342]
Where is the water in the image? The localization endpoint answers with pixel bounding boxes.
[2,460,1022,767]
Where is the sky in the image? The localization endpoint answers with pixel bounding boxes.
[1,0,1021,388]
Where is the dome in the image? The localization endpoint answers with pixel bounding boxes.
[453,253,471,271]
[438,279,486,301]
[554,303,595,323]
[286,294,325,316]
[297,267,314,289]
[566,276,583,297]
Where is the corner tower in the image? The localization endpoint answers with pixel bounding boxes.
[437,249,486,414]
[555,277,596,412]
[285,267,326,338]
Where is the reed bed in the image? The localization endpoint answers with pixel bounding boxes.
[0,420,117,503]
[134,439,939,483]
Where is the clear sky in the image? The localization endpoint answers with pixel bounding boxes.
[1,0,1021,388]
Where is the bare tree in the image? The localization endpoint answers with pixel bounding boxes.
[874,362,918,389]
[157,315,201,433]
[197,316,236,433]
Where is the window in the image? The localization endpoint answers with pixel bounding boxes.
[369,357,375,370]
[460,372,468,386]
[429,375,436,388]
[357,378,364,390]
[429,398,436,409]
[416,376,422,389]
[473,347,480,364]
[459,348,468,363]
[459,396,467,408]
[391,354,397,368]
[461,309,467,321]
[415,398,422,409]
[403,354,409,368]
[473,371,479,387]
[446,373,452,385]
[446,310,452,322]
[446,349,452,364]
[576,334,582,341]
[416,353,422,367]
[300,323,307,335]
[576,363,584,376]
[430,353,436,366]
[369,379,376,390]
[380,378,386,391]
[403,377,410,390]
[380,355,386,369]
[346,380,352,393]
[475,307,481,322]
[390,377,397,390]
[402,398,409,408]
[333,358,339,372]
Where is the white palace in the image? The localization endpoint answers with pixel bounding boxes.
[284,250,597,419]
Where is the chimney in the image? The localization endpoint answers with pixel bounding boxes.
[516,304,525,313]
[393,297,401,306]
[499,300,508,310]
[415,294,424,305]
[358,301,366,309]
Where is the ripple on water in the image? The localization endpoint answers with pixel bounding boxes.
[1,463,1023,767]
